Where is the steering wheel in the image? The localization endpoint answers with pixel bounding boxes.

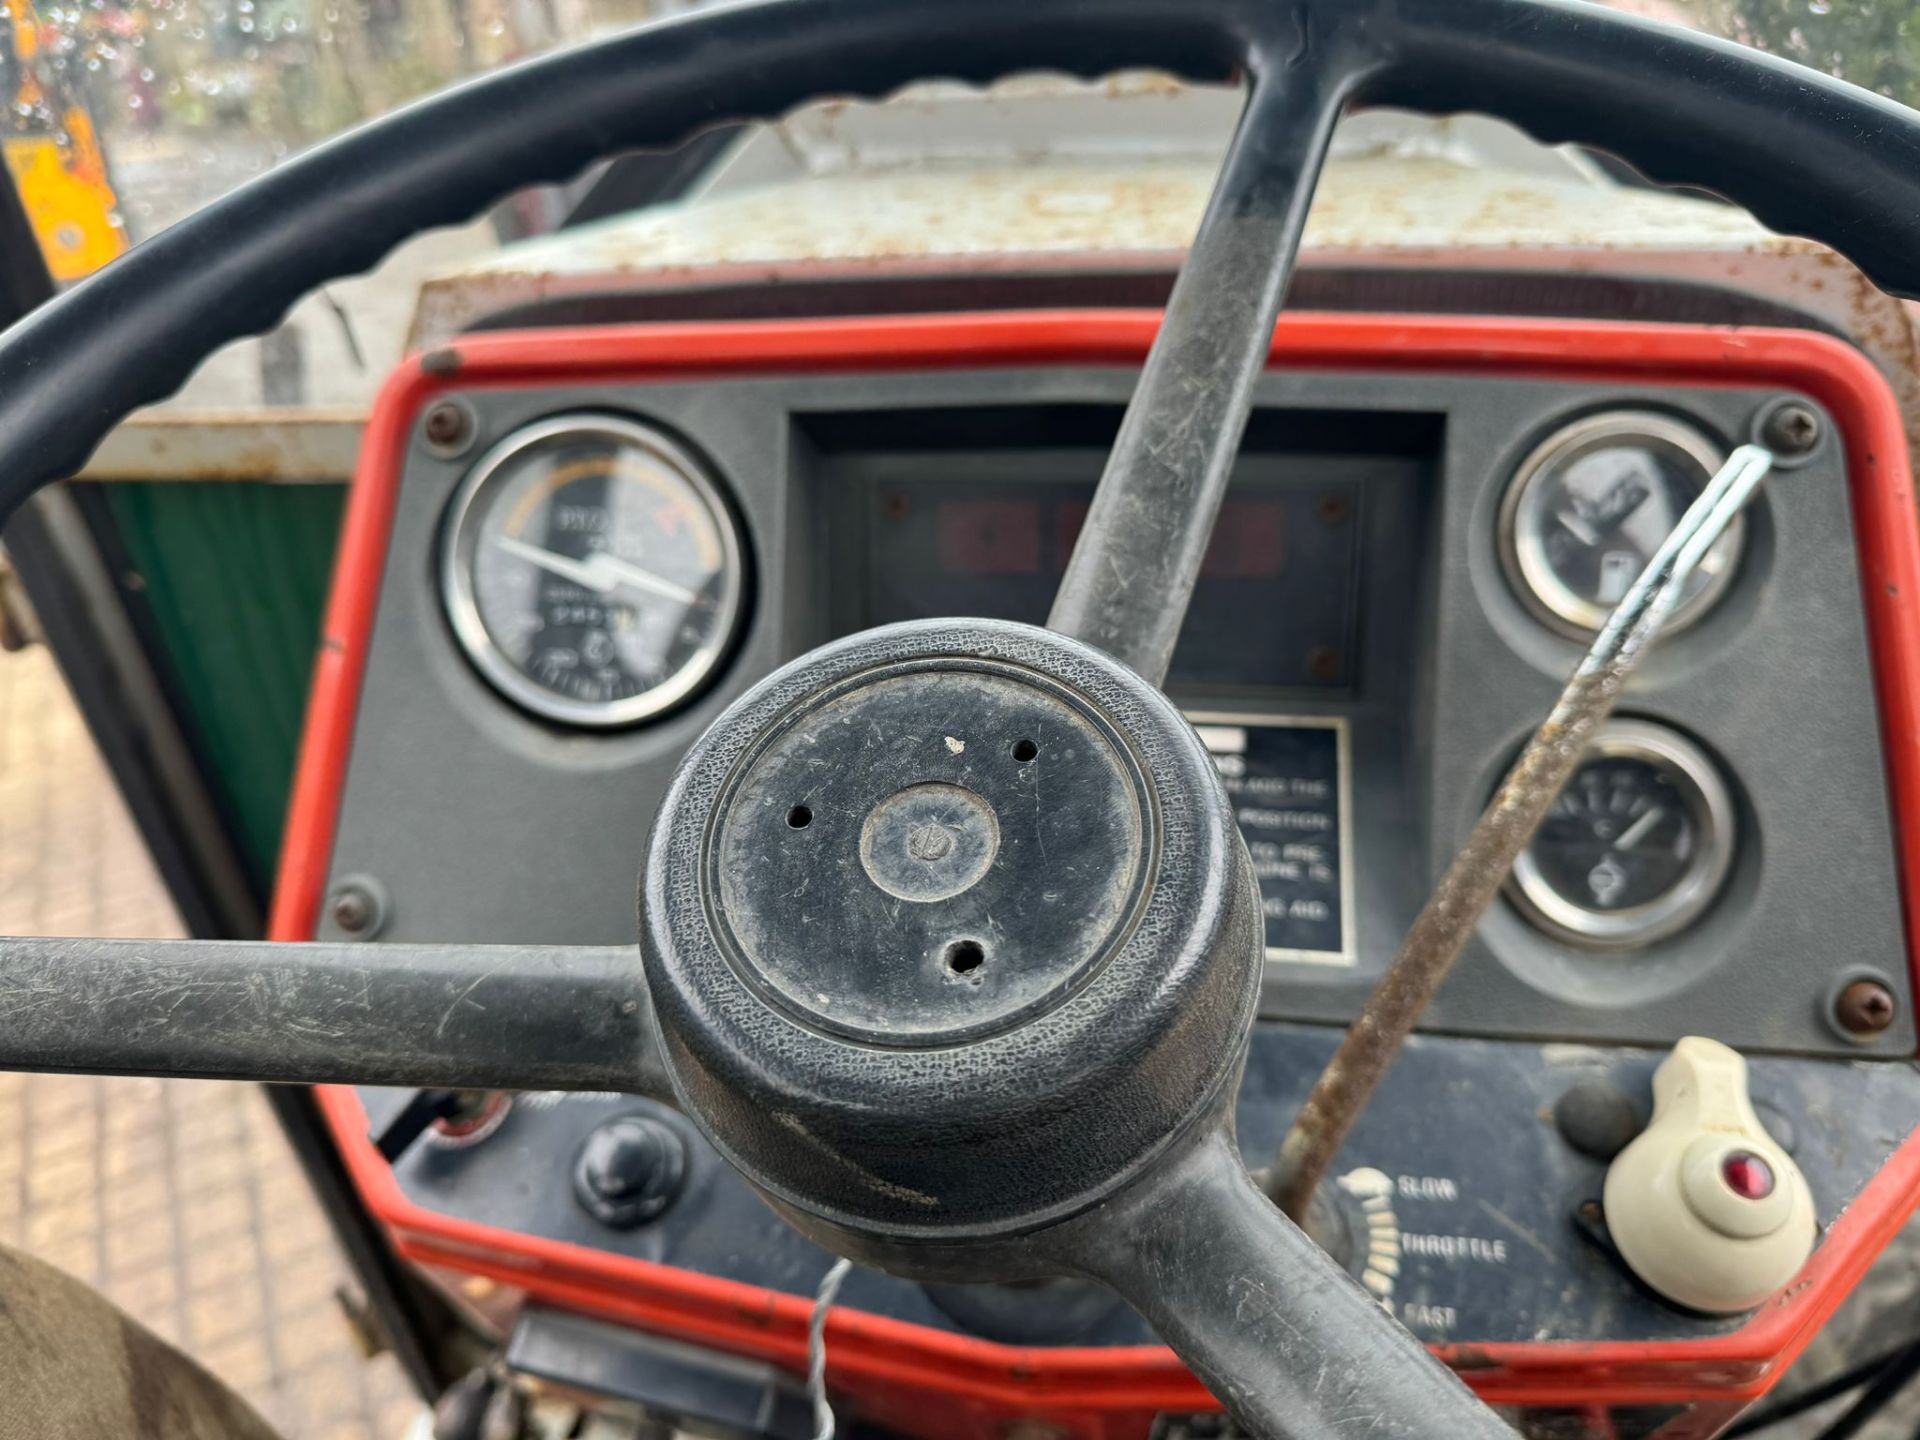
[5,2,1920,1435]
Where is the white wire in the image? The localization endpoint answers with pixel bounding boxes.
[809,1257,854,1440]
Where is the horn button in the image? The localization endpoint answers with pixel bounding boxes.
[711,664,1150,1045]
[643,620,1262,1258]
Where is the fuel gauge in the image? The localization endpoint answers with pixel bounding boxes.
[1500,412,1744,638]
[1508,719,1735,948]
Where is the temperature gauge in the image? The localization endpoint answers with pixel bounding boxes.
[1508,719,1735,948]
[1499,412,1745,638]
[440,414,745,727]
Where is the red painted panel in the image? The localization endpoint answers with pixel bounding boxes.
[273,312,1920,1434]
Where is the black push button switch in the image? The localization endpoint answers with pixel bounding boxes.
[573,1114,687,1229]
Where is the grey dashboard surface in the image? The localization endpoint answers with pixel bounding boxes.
[318,364,1914,1057]
[360,1026,1920,1346]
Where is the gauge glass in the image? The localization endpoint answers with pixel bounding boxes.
[1507,720,1735,948]
[1500,412,1745,637]
[441,415,744,727]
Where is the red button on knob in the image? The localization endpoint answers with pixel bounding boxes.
[1721,1150,1776,1201]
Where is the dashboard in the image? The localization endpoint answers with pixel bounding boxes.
[285,312,1920,1438]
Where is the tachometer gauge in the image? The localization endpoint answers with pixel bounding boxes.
[1508,719,1735,948]
[441,415,745,728]
[1499,412,1744,638]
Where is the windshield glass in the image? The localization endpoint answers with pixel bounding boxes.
[38,0,1906,238]
[1678,0,1920,95]
[0,0,1895,410]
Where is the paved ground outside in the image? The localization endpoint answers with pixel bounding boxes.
[0,640,422,1440]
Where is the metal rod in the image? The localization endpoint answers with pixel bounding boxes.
[1047,66,1352,685]
[0,936,668,1096]
[1266,444,1775,1219]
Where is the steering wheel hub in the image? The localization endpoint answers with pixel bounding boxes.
[710,653,1154,1045]
[858,782,1000,903]
[642,619,1263,1251]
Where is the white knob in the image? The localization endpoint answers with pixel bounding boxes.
[1602,1036,1815,1314]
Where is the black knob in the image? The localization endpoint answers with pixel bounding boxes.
[572,1115,687,1229]
[1554,1080,1645,1163]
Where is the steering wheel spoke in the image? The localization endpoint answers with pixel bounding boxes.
[0,935,669,1096]
[1052,1124,1510,1440]
[1048,58,1362,683]
[4,1,1918,1431]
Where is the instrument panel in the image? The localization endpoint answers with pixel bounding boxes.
[294,314,1920,1434]
[332,361,1912,1057]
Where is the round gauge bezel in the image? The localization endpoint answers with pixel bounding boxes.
[440,413,746,729]
[1507,718,1736,949]
[1498,410,1745,639]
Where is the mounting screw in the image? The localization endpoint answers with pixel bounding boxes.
[327,876,389,940]
[1757,399,1823,463]
[1834,978,1897,1038]
[422,399,474,456]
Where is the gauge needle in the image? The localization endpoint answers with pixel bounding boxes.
[1556,509,1602,546]
[1614,805,1665,852]
[497,537,700,605]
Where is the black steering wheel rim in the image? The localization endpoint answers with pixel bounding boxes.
[0,0,1915,533]
[0,4,1913,1436]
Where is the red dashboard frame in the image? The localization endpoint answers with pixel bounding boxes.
[271,311,1920,1440]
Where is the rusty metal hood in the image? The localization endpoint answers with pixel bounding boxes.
[407,86,1920,446]
[414,124,1775,346]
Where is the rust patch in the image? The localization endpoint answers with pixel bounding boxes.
[74,411,364,483]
